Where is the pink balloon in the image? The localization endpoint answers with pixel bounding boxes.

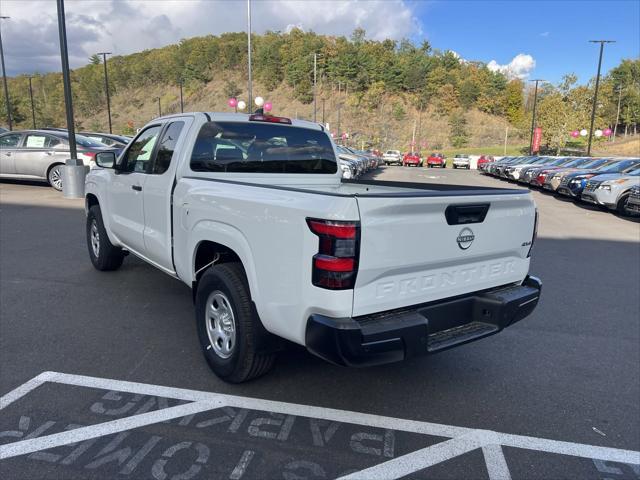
[603,128,612,137]
[571,130,579,138]
[264,102,273,112]
[228,98,238,108]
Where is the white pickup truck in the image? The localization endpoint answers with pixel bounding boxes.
[85,112,541,383]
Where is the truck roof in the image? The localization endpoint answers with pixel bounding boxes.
[153,112,324,131]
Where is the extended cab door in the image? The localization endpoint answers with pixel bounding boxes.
[141,119,190,271]
[107,125,162,253]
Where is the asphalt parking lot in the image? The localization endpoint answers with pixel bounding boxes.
[1,167,639,479]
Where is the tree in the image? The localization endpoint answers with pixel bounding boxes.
[449,111,469,147]
[537,92,571,154]
[89,54,101,65]
[504,79,525,126]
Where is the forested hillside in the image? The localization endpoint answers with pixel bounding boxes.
[2,29,639,152]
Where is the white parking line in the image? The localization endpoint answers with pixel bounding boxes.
[0,371,638,479]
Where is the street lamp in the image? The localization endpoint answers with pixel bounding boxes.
[587,40,615,156]
[27,76,36,128]
[97,52,112,133]
[57,0,87,199]
[528,79,545,155]
[0,16,12,130]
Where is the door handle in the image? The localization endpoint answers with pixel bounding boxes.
[132,185,142,191]
[4,152,11,156]
[45,151,53,156]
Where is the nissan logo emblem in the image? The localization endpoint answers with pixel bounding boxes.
[456,227,475,250]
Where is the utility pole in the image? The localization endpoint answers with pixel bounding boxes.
[97,52,112,133]
[179,79,184,113]
[0,16,12,130]
[246,0,253,108]
[613,86,622,142]
[528,79,545,155]
[321,98,325,124]
[57,0,86,198]
[313,53,318,122]
[411,118,417,150]
[28,76,36,128]
[587,40,615,156]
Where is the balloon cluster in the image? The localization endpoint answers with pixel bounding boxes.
[571,128,613,138]
[228,96,272,112]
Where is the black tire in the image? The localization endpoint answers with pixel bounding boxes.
[453,165,457,169]
[195,263,276,383]
[47,164,64,191]
[87,205,124,271]
[616,194,630,215]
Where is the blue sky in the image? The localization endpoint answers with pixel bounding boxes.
[411,0,640,84]
[1,0,638,82]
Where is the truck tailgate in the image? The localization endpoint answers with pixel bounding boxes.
[353,192,535,316]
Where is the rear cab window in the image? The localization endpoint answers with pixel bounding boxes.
[190,121,336,174]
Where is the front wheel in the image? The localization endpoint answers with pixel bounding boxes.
[87,205,124,271]
[616,194,630,215]
[196,263,276,383]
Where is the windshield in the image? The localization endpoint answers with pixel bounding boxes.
[598,160,639,173]
[581,158,608,169]
[190,121,337,174]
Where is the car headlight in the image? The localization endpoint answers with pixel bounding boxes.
[597,184,611,191]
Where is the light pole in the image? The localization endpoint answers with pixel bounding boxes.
[321,98,325,124]
[247,0,253,109]
[179,79,184,113]
[528,79,545,155]
[0,16,12,130]
[28,76,36,128]
[57,0,86,198]
[587,40,615,156]
[97,52,112,133]
[311,53,323,122]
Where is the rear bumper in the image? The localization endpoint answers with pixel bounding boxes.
[305,276,542,367]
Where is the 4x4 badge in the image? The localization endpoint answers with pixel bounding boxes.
[456,228,475,250]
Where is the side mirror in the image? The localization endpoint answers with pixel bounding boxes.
[95,151,116,168]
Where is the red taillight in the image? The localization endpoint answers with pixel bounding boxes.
[249,114,292,124]
[82,151,96,158]
[307,218,360,290]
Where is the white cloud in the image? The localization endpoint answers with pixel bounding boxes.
[0,0,422,75]
[540,31,550,37]
[487,53,536,79]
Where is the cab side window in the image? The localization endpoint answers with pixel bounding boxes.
[119,126,161,173]
[152,121,185,174]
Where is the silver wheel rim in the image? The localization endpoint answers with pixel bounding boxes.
[50,166,62,190]
[90,220,100,258]
[206,291,236,359]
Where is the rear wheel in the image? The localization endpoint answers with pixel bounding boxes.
[196,263,276,383]
[47,164,64,191]
[86,205,124,271]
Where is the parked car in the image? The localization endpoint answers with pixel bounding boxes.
[485,156,516,176]
[0,126,8,134]
[529,158,585,187]
[80,132,132,149]
[383,150,402,166]
[520,157,571,184]
[505,157,551,181]
[580,167,640,213]
[426,153,446,168]
[0,129,119,190]
[555,159,640,199]
[541,157,606,191]
[452,154,470,169]
[624,185,640,215]
[403,151,422,167]
[476,155,495,171]
[85,112,541,383]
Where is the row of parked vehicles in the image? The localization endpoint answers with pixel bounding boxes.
[0,128,131,190]
[481,155,640,216]
[336,145,382,179]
